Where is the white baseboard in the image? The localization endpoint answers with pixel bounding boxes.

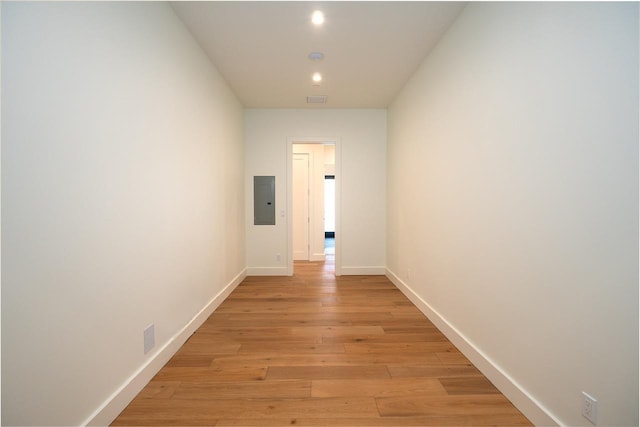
[385,268,562,427]
[310,253,326,262]
[84,268,247,426]
[340,266,386,275]
[247,266,289,276]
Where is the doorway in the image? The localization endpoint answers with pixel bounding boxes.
[288,138,340,275]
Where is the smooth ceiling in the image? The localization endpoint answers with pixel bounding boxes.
[170,2,466,108]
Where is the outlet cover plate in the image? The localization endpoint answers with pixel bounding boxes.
[581,391,598,424]
[144,324,155,354]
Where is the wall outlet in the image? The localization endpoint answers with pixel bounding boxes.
[143,324,155,354]
[276,253,281,261]
[581,391,598,424]
[407,268,411,280]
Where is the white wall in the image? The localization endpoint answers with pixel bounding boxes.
[2,2,245,425]
[387,3,638,426]
[245,109,386,275]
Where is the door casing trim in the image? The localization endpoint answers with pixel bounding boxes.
[287,136,341,276]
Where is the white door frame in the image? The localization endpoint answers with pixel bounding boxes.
[287,136,341,276]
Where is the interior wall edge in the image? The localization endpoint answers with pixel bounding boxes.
[84,268,247,426]
[385,267,563,427]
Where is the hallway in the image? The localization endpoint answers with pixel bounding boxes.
[112,260,531,426]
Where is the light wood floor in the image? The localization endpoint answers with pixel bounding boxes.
[112,257,532,426]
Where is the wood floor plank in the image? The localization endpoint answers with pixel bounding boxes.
[229,296,339,304]
[112,258,532,426]
[209,352,443,367]
[381,324,440,333]
[196,333,323,344]
[216,415,534,426]
[176,340,241,355]
[118,397,379,419]
[319,305,415,313]
[111,397,218,426]
[323,331,449,344]
[215,304,324,314]
[439,376,501,395]
[172,380,311,399]
[165,354,216,367]
[311,378,447,398]
[207,312,396,327]
[376,394,523,417]
[388,364,484,378]
[290,325,385,336]
[266,365,390,380]
[136,381,179,399]
[239,343,345,354]
[344,342,456,353]
[153,366,267,382]
[436,351,472,364]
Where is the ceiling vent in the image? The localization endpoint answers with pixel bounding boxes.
[307,95,327,104]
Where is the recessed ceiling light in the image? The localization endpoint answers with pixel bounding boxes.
[312,72,322,83]
[311,11,325,26]
[308,52,324,61]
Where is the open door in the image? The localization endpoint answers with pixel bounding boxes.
[292,153,310,260]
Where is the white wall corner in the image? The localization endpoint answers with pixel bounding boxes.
[385,268,563,427]
[83,268,247,426]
